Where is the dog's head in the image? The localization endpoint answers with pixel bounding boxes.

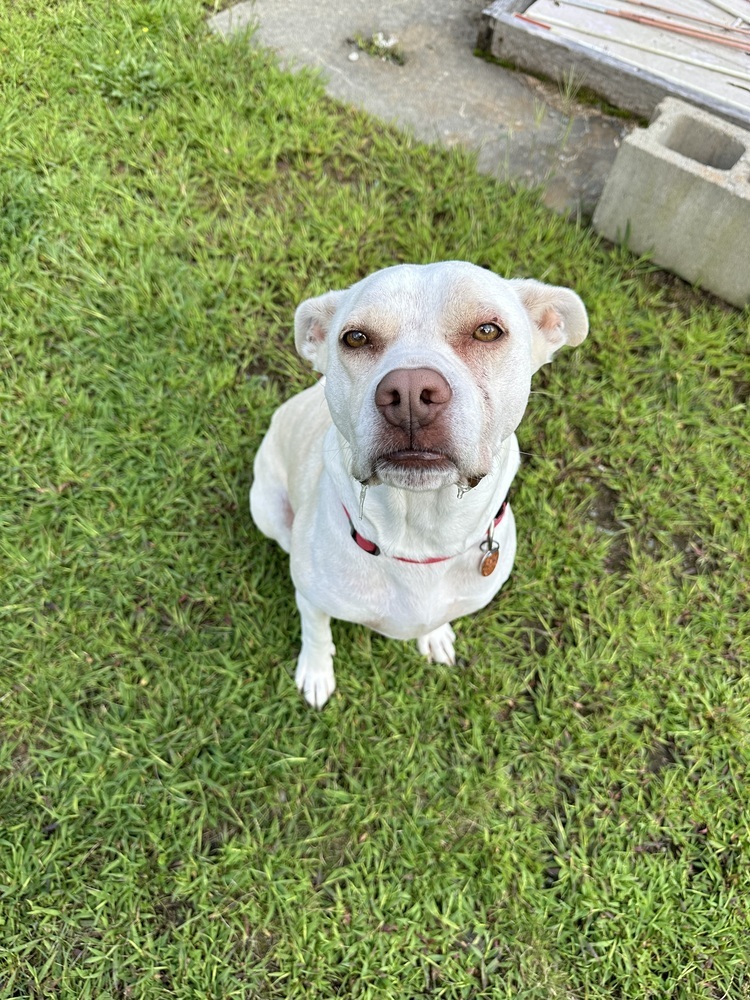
[294,262,587,491]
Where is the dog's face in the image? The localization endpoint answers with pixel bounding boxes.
[295,262,587,491]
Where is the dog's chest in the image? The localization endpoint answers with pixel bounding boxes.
[290,504,516,641]
[359,567,504,639]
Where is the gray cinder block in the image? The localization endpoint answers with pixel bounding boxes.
[593,98,750,308]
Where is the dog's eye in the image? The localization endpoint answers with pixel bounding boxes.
[473,322,505,343]
[342,330,369,349]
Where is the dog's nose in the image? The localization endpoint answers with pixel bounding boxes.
[374,368,452,430]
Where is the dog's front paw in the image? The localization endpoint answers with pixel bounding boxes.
[417,623,456,665]
[295,645,336,709]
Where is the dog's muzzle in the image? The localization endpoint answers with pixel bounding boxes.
[363,367,460,488]
[374,367,452,434]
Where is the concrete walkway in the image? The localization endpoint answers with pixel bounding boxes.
[209,0,633,218]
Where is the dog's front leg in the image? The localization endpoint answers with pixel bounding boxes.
[294,590,336,709]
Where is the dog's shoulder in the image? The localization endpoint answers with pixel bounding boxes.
[270,378,330,437]
[267,379,333,504]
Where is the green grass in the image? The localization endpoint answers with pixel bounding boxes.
[1,2,749,998]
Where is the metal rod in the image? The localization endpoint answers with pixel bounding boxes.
[699,0,750,23]
[516,11,552,28]
[624,0,750,36]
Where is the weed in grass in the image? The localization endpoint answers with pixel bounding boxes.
[558,65,587,116]
[0,169,48,263]
[350,31,407,65]
[85,52,170,109]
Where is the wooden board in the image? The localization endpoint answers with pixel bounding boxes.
[526,0,750,118]
[480,0,750,128]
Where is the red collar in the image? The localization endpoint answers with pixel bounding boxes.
[342,496,508,565]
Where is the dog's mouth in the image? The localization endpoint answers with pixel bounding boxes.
[365,449,462,491]
[379,449,455,469]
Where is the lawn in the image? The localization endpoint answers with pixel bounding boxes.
[1,2,749,997]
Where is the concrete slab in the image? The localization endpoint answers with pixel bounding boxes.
[593,98,750,307]
[208,0,631,218]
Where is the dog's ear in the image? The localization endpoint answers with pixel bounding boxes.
[512,279,588,372]
[294,290,345,373]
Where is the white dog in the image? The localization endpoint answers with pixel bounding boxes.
[250,262,587,707]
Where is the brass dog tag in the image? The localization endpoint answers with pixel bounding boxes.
[479,539,499,576]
